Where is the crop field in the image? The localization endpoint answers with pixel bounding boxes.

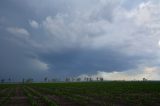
[0,81,160,106]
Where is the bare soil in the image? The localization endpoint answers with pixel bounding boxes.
[5,87,30,106]
[47,95,81,106]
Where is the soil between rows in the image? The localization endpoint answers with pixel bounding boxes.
[2,87,84,106]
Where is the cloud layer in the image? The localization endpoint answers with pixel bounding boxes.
[0,0,160,81]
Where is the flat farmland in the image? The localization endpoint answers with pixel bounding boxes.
[0,81,160,106]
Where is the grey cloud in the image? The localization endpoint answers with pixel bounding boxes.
[37,48,143,78]
[0,29,49,81]
[7,27,30,37]
[29,20,39,29]
[1,0,160,81]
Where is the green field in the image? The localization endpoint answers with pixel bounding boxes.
[0,81,160,106]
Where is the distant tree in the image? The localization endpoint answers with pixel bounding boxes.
[8,78,11,83]
[96,77,99,81]
[86,77,89,82]
[52,78,57,82]
[22,78,25,83]
[65,77,70,82]
[76,78,81,82]
[44,77,48,82]
[72,77,75,82]
[100,77,103,82]
[89,77,92,82]
[1,79,5,83]
[26,78,33,83]
[143,78,147,81]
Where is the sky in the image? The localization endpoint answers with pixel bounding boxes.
[0,0,160,81]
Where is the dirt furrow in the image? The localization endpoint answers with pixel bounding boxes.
[6,87,30,106]
[47,95,81,106]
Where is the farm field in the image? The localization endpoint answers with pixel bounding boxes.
[0,81,160,106]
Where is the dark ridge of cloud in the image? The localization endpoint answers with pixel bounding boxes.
[37,48,140,77]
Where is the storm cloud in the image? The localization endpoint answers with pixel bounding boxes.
[0,0,160,81]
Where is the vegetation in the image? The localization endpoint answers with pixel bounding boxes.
[23,87,38,106]
[0,85,15,106]
[0,81,160,106]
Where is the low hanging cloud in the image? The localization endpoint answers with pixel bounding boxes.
[0,29,51,81]
[78,67,160,81]
[36,0,160,75]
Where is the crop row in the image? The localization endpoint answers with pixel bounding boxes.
[30,86,103,106]
[0,88,14,106]
[23,86,57,106]
[29,82,160,105]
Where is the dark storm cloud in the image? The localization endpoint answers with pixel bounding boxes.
[0,29,49,81]
[38,48,142,77]
[0,0,160,81]
[0,0,33,27]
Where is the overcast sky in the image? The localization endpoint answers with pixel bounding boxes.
[0,0,160,81]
